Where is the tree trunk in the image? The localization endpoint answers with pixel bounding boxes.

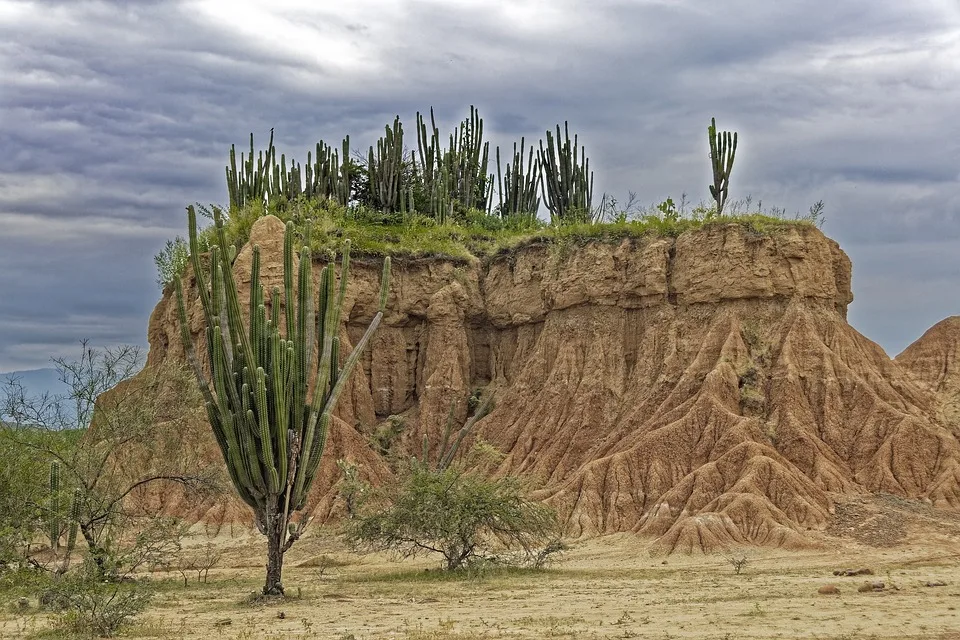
[263,514,285,596]
[79,522,110,579]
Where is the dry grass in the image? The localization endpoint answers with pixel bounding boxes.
[4,527,960,640]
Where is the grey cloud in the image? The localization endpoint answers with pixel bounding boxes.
[0,0,958,369]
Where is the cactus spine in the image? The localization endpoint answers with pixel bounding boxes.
[708,117,737,216]
[175,205,390,595]
[538,122,594,224]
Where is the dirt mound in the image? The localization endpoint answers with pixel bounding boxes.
[896,316,960,426]
[138,217,960,551]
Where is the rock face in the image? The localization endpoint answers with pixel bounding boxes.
[143,216,960,551]
[896,317,960,427]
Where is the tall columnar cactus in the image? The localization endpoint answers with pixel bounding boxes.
[226,130,278,211]
[447,106,492,213]
[48,461,61,551]
[708,117,738,216]
[48,461,80,575]
[368,117,405,213]
[174,205,390,595]
[538,122,594,224]
[305,137,351,206]
[415,109,450,221]
[497,137,541,222]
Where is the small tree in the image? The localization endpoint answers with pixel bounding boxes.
[0,424,47,568]
[175,206,390,595]
[345,458,558,571]
[1,343,212,579]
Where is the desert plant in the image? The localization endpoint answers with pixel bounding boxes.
[368,116,406,213]
[1,345,212,580]
[226,130,277,211]
[497,137,540,223]
[335,459,368,518]
[445,106,493,213]
[345,459,558,571]
[305,137,352,206]
[154,236,189,290]
[728,555,749,575]
[47,461,81,575]
[415,108,448,220]
[45,556,152,638]
[175,205,390,595]
[174,541,222,586]
[0,426,47,569]
[708,117,737,216]
[539,122,594,224]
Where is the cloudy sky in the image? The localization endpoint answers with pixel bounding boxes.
[1,0,959,372]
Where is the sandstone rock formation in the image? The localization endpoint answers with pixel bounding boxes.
[141,216,960,552]
[896,316,960,427]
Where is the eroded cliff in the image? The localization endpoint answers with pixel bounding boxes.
[144,216,960,551]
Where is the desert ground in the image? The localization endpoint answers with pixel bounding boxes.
[4,493,960,640]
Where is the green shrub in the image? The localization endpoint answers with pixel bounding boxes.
[153,237,189,290]
[345,459,560,571]
[43,558,152,638]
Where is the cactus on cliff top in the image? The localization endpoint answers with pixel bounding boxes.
[497,137,540,222]
[708,117,738,216]
[539,122,594,224]
[174,205,390,595]
[368,117,405,213]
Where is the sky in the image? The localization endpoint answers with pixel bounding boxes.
[1,0,959,372]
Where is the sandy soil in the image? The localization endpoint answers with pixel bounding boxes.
[4,494,960,639]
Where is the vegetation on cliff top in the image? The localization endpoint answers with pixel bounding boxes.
[156,107,824,287]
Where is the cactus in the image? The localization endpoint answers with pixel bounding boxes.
[48,461,61,551]
[368,117,405,213]
[497,137,541,223]
[48,462,81,574]
[174,205,390,595]
[708,117,737,216]
[226,130,278,211]
[305,137,352,206]
[447,106,492,213]
[415,108,443,218]
[539,122,594,224]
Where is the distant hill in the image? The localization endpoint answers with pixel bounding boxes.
[0,367,70,399]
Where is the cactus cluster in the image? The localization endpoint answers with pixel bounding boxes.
[174,205,390,595]
[222,111,744,229]
[227,106,548,225]
[304,137,352,206]
[227,131,352,211]
[539,122,594,224]
[368,117,406,213]
[497,137,541,223]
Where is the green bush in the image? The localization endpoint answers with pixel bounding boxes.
[43,557,152,638]
[0,422,50,569]
[344,459,560,571]
[153,237,189,290]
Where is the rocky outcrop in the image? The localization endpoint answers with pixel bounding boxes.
[142,217,960,551]
[896,316,960,427]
